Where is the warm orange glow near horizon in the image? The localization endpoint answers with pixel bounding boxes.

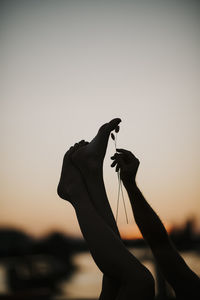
[0,219,174,242]
[120,226,143,240]
[119,223,173,240]
[1,0,200,239]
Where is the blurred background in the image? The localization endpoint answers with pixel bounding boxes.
[0,0,200,299]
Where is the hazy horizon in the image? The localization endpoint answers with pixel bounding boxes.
[1,0,200,238]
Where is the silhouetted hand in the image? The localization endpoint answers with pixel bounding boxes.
[111,149,140,186]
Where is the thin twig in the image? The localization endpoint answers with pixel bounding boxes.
[115,133,117,149]
[116,171,120,222]
[115,132,119,222]
[119,177,128,224]
[113,131,128,223]
[114,136,117,152]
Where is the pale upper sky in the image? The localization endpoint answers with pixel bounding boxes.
[1,0,200,238]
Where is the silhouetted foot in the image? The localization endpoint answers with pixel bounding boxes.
[71,118,121,174]
[57,141,88,203]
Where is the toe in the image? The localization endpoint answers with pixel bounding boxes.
[98,118,121,134]
[77,140,89,148]
[74,142,79,148]
[79,140,86,146]
[64,146,74,160]
[108,118,121,132]
[68,146,74,154]
[70,143,79,154]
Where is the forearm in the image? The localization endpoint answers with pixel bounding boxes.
[124,182,200,296]
[124,181,170,247]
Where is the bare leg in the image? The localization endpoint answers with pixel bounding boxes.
[71,118,122,299]
[71,118,121,235]
[57,144,155,300]
[111,149,200,300]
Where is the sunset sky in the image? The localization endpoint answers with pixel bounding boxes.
[1,0,200,239]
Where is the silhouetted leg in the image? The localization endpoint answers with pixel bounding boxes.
[57,144,155,300]
[71,118,122,299]
[71,118,121,234]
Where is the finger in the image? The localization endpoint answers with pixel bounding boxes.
[116,148,131,155]
[111,160,117,167]
[111,155,123,166]
[115,154,124,165]
[116,155,124,169]
[115,164,120,172]
[117,148,137,160]
[111,153,118,160]
[112,153,123,158]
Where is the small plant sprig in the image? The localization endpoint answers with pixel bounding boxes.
[111,126,128,224]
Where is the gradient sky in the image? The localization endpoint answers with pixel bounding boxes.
[1,0,200,238]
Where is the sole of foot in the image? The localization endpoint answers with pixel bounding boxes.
[57,141,88,202]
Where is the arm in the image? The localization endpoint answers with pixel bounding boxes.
[111,149,200,297]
